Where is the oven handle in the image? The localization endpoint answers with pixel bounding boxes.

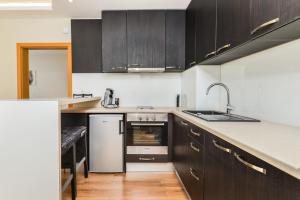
[130,122,165,126]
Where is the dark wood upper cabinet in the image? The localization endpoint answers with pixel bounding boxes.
[165,10,186,72]
[216,0,250,55]
[250,0,281,37]
[185,1,197,69]
[195,0,217,63]
[71,19,102,73]
[280,0,300,25]
[102,11,127,73]
[127,10,165,69]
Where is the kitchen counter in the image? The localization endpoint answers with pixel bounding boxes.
[62,106,300,179]
[59,97,101,107]
[61,106,174,113]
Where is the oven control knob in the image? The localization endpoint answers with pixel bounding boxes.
[153,116,156,121]
[138,117,142,121]
[146,117,149,121]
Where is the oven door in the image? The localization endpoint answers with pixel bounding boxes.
[126,122,168,146]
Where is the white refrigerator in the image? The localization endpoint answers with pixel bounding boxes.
[89,114,124,172]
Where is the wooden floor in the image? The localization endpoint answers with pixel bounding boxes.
[62,171,188,200]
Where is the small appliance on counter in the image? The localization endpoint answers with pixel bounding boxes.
[101,88,119,108]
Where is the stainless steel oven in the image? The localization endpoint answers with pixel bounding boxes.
[126,113,169,162]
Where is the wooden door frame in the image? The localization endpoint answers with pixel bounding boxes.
[17,42,72,99]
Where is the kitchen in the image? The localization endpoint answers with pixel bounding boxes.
[1,0,300,200]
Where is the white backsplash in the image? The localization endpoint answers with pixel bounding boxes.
[220,39,300,127]
[180,39,300,127]
[181,65,221,110]
[73,73,181,107]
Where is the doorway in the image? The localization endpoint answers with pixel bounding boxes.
[17,43,72,99]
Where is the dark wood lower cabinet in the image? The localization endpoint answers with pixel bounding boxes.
[173,117,189,185]
[233,147,300,200]
[173,116,204,200]
[204,135,235,200]
[173,115,300,200]
[186,167,204,200]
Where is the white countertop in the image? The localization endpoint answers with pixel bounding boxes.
[62,106,300,179]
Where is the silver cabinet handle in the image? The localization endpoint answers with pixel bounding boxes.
[166,66,177,69]
[189,168,200,181]
[119,120,124,135]
[190,128,201,137]
[217,44,231,54]
[205,51,216,59]
[190,142,200,152]
[112,66,126,70]
[180,121,188,126]
[251,18,280,35]
[213,140,232,154]
[131,123,165,126]
[139,157,155,161]
[234,153,267,175]
[128,64,140,66]
[189,61,196,67]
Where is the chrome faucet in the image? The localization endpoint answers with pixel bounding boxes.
[206,82,234,114]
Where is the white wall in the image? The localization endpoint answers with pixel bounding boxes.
[0,18,71,99]
[181,65,221,110]
[29,50,69,98]
[181,39,300,127]
[73,73,181,107]
[220,39,300,127]
[0,101,60,200]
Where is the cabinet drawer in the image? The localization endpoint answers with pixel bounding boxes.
[206,134,233,158]
[126,154,168,163]
[188,125,205,146]
[188,137,204,172]
[186,167,204,200]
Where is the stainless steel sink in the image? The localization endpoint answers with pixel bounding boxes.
[183,110,260,122]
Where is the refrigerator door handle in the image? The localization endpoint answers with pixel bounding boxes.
[119,120,124,134]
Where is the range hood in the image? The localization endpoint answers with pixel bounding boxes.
[127,67,165,73]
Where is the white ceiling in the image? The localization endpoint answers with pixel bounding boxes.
[0,0,191,18]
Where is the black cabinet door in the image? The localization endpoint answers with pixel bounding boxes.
[185,1,197,69]
[71,20,102,73]
[233,148,268,200]
[204,135,235,200]
[102,11,127,73]
[186,167,204,200]
[173,117,189,185]
[250,0,280,37]
[195,0,217,63]
[187,137,204,200]
[281,0,300,25]
[216,0,250,55]
[127,10,165,69]
[233,147,300,200]
[165,10,186,72]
